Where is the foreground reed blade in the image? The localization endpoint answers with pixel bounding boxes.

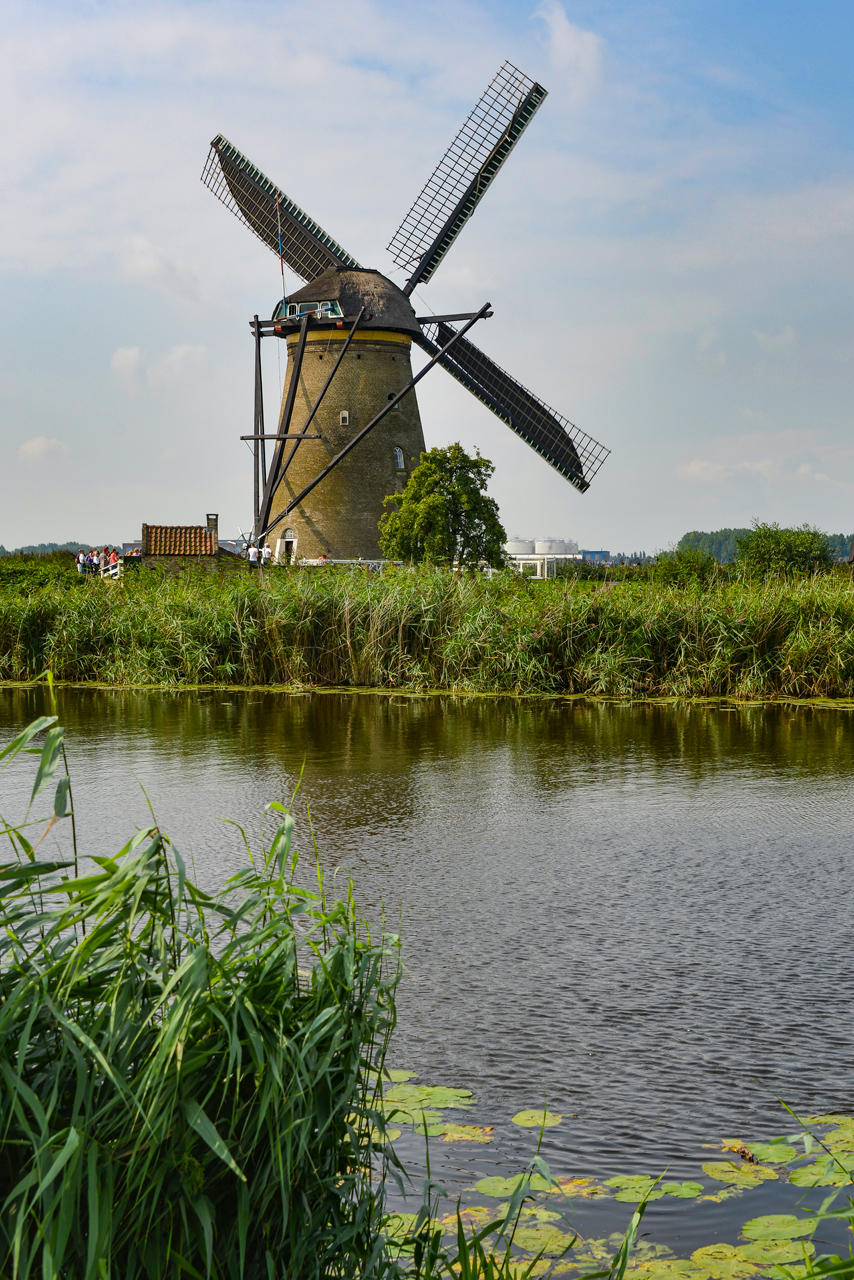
[0,715,401,1279]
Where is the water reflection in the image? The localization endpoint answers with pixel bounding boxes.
[2,686,854,1251]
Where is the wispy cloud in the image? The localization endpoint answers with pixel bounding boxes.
[534,2,603,101]
[17,436,70,464]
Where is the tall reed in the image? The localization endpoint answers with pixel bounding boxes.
[0,713,400,1279]
[3,566,854,698]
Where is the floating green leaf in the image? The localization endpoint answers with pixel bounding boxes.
[383,1083,473,1110]
[789,1156,853,1188]
[368,1125,401,1145]
[737,1239,815,1264]
[512,1223,573,1256]
[474,1173,551,1198]
[546,1175,611,1199]
[512,1108,563,1129]
[496,1202,563,1225]
[701,1161,777,1188]
[606,1174,665,1203]
[620,1259,698,1280]
[661,1180,705,1199]
[742,1141,797,1164]
[437,1123,494,1144]
[689,1243,759,1279]
[740,1214,818,1240]
[439,1204,495,1232]
[386,1068,415,1083]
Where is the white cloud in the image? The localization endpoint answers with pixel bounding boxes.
[534,2,602,101]
[147,344,207,391]
[111,346,142,393]
[17,436,70,464]
[752,325,796,352]
[118,236,203,304]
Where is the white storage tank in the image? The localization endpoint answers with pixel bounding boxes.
[504,538,535,555]
[534,538,566,555]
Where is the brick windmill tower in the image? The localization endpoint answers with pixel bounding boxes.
[202,62,609,561]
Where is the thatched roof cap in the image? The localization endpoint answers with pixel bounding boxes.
[287,268,420,335]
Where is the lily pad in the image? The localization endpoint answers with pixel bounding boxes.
[606,1174,665,1202]
[512,1223,573,1256]
[439,1204,495,1232]
[689,1243,759,1279]
[737,1239,815,1265]
[380,1103,443,1128]
[383,1212,419,1244]
[700,1184,748,1204]
[789,1156,853,1188]
[660,1180,705,1199]
[546,1175,611,1199]
[368,1125,401,1145]
[496,1201,563,1225]
[386,1068,416,1083]
[437,1123,494,1144]
[383,1082,474,1110]
[740,1214,818,1241]
[475,1173,552,1198]
[627,1265,706,1280]
[742,1141,798,1165]
[701,1161,777,1188]
[512,1108,563,1129]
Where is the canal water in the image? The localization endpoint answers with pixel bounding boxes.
[1,686,853,1259]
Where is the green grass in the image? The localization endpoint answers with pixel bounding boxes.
[3,564,854,699]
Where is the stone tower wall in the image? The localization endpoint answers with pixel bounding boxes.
[267,330,426,561]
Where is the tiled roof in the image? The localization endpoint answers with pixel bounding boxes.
[142,524,217,556]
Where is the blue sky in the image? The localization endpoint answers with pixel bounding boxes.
[2,0,853,551]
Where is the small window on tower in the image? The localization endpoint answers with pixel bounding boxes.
[393,446,405,471]
[387,392,400,411]
[340,410,350,427]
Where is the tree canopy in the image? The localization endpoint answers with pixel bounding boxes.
[378,443,506,568]
[735,521,833,576]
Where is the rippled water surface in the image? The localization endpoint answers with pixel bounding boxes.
[2,687,853,1254]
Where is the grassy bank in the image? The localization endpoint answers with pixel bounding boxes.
[3,567,854,698]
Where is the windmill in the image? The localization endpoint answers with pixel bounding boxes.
[202,60,609,562]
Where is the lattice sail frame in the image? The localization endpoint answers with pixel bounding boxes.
[202,135,361,283]
[416,322,609,493]
[387,61,547,291]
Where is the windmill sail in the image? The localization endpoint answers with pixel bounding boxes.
[202,135,362,283]
[387,62,546,294]
[415,322,608,493]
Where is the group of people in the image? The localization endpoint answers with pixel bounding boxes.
[76,547,123,576]
[245,544,273,567]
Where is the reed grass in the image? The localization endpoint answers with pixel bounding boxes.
[0,709,401,1279]
[2,566,854,698]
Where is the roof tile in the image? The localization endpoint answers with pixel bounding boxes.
[142,524,217,557]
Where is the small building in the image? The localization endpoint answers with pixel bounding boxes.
[141,513,226,571]
[581,549,610,564]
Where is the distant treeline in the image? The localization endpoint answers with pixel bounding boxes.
[0,541,82,557]
[677,528,852,563]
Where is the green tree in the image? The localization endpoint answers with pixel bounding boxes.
[735,521,832,576]
[677,528,751,563]
[379,443,506,567]
[653,546,717,585]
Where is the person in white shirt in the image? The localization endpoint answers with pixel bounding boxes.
[261,544,272,565]
[247,544,259,566]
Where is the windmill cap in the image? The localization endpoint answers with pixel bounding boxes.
[286,267,421,336]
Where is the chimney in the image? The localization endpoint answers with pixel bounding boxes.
[206,513,218,550]
[141,522,149,555]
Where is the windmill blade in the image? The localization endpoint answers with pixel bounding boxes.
[415,322,609,493]
[202,135,362,283]
[387,62,547,294]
